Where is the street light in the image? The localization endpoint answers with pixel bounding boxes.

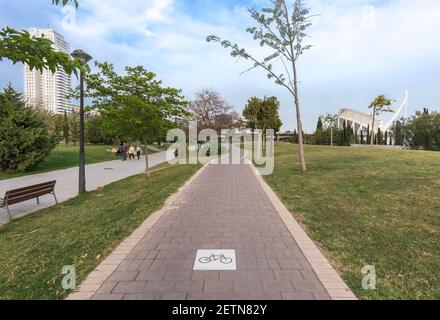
[71,49,92,194]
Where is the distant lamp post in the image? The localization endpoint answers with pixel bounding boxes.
[71,49,92,194]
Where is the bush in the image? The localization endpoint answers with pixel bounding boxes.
[0,85,56,172]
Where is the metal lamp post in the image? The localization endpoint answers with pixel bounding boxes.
[71,49,92,194]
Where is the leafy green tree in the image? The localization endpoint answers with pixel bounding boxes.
[0,1,85,76]
[405,110,440,150]
[79,62,188,175]
[0,85,56,172]
[85,115,115,145]
[360,130,364,144]
[207,0,314,172]
[393,120,404,146]
[368,95,394,146]
[243,96,283,134]
[63,110,70,144]
[68,113,79,145]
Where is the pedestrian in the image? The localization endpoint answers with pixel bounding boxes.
[122,143,128,161]
[128,145,135,160]
[136,145,142,160]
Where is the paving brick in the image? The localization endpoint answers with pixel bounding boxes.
[144,280,175,293]
[281,292,314,300]
[233,280,264,292]
[204,281,233,293]
[262,280,294,292]
[113,281,146,294]
[74,164,346,300]
[108,271,139,282]
[174,281,204,293]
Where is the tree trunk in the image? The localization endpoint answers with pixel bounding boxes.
[370,107,376,146]
[144,139,150,177]
[292,60,307,172]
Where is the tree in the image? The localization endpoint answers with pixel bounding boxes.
[0,85,56,172]
[189,89,239,133]
[338,120,350,146]
[85,115,116,145]
[384,131,388,146]
[207,0,314,172]
[63,110,70,144]
[1,0,84,76]
[368,95,394,146]
[243,96,283,134]
[360,130,364,144]
[79,62,188,175]
[314,116,324,145]
[393,120,404,146]
[323,114,338,146]
[366,124,371,144]
[68,113,79,145]
[404,110,440,151]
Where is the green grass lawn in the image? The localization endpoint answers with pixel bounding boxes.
[263,143,440,299]
[0,144,162,181]
[0,163,201,300]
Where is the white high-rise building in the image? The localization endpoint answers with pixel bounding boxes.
[24,28,72,114]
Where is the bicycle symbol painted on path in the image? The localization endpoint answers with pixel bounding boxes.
[199,254,233,265]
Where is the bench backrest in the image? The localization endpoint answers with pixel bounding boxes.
[5,181,56,205]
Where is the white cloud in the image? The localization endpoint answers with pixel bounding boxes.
[52,0,440,131]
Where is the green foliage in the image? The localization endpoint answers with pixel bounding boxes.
[338,120,351,146]
[243,96,282,133]
[393,120,404,146]
[68,113,79,145]
[52,0,78,7]
[207,0,313,95]
[0,85,56,172]
[314,117,324,145]
[85,115,116,145]
[63,110,69,144]
[0,27,86,76]
[80,62,188,146]
[405,110,440,151]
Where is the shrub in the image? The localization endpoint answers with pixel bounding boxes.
[0,85,56,172]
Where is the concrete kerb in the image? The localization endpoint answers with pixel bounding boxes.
[66,162,211,300]
[250,163,357,301]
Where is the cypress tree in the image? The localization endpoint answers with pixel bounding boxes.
[63,110,69,144]
[0,85,56,172]
[360,130,364,144]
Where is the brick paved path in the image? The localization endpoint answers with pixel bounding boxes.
[90,164,330,300]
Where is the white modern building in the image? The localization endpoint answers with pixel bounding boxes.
[24,28,72,114]
[337,90,409,143]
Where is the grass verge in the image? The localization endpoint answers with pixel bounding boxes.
[263,143,440,300]
[0,163,201,299]
[0,144,162,181]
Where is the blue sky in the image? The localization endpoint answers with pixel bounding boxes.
[1,0,440,131]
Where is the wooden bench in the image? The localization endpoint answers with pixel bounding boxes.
[0,181,58,222]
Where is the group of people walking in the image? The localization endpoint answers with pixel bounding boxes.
[118,143,142,161]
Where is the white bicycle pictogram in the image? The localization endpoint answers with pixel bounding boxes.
[199,254,233,264]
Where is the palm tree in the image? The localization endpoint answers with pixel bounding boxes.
[368,95,394,145]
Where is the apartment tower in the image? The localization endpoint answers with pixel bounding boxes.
[24,28,72,114]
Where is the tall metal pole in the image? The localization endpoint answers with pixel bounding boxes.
[79,70,86,193]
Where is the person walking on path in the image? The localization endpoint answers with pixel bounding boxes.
[136,145,142,160]
[121,143,128,161]
[128,145,136,160]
